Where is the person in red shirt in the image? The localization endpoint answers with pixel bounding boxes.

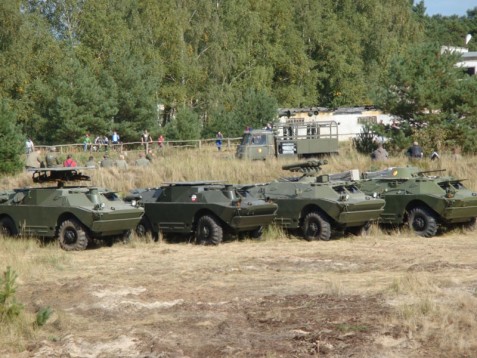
[63,154,77,167]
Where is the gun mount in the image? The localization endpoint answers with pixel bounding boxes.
[30,168,91,185]
[282,160,328,175]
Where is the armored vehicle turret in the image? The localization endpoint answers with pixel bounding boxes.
[0,168,143,251]
[357,166,477,237]
[239,160,385,240]
[127,181,278,245]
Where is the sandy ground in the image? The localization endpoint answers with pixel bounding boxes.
[3,230,477,357]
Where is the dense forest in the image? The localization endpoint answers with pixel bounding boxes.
[1,0,477,169]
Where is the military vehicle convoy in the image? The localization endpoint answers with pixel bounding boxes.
[127,181,278,245]
[0,168,144,251]
[357,166,477,237]
[238,160,385,240]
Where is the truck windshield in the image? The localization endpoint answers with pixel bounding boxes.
[240,133,266,145]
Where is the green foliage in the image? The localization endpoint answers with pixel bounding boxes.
[1,0,477,150]
[205,89,278,138]
[163,106,201,141]
[352,124,376,155]
[35,306,53,328]
[374,42,477,154]
[0,101,25,175]
[0,267,23,323]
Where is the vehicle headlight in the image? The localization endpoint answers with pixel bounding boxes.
[130,199,138,207]
[94,202,106,210]
[372,192,378,198]
[339,193,349,201]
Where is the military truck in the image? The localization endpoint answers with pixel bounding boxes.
[235,121,339,160]
[357,166,477,237]
[0,168,144,251]
[238,160,385,240]
[127,181,278,245]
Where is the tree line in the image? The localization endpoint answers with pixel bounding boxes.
[1,0,477,173]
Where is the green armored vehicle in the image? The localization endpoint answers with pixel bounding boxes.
[0,168,143,251]
[127,181,278,245]
[239,160,385,240]
[357,166,477,237]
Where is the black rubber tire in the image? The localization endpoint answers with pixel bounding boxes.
[0,217,17,237]
[58,219,89,251]
[408,207,438,237]
[196,215,223,245]
[302,212,332,241]
[136,218,159,242]
[136,217,151,237]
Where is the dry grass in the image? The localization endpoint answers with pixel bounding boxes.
[1,144,477,356]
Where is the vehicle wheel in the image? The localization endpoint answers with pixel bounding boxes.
[135,217,151,237]
[196,215,223,245]
[302,212,331,241]
[136,218,159,242]
[408,207,438,237]
[0,217,17,237]
[58,219,89,251]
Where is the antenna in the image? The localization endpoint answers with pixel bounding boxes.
[465,34,472,45]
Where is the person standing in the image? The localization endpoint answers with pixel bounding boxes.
[216,131,223,151]
[83,133,92,152]
[25,138,35,154]
[158,134,165,149]
[141,130,153,152]
[111,131,120,145]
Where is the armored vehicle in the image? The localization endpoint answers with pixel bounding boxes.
[238,160,385,240]
[127,181,278,245]
[357,167,477,237]
[0,168,143,251]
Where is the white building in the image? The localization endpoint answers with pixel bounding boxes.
[277,107,394,141]
[441,45,477,75]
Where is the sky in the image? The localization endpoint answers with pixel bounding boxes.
[424,0,476,16]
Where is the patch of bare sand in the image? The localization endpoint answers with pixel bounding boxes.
[3,232,477,357]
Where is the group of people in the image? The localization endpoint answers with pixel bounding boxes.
[25,147,77,169]
[82,131,122,152]
[96,152,152,168]
[25,147,155,170]
[371,141,444,162]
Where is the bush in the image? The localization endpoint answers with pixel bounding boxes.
[0,101,25,175]
[0,266,23,323]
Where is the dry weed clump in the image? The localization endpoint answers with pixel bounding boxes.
[389,290,477,356]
